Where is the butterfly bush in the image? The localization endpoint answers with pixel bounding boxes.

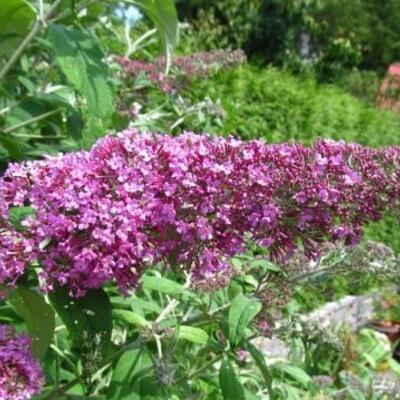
[0,130,399,296]
[116,49,246,93]
[0,325,43,400]
[0,197,34,289]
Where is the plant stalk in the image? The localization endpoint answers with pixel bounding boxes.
[44,337,146,399]
[2,108,62,134]
[175,354,223,384]
[0,0,63,81]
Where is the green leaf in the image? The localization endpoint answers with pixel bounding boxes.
[0,0,35,57]
[178,326,209,345]
[0,304,20,323]
[48,24,114,147]
[9,287,55,358]
[8,206,34,230]
[18,75,36,94]
[282,385,303,400]
[275,364,312,387]
[130,297,162,314]
[130,0,178,73]
[48,287,112,357]
[107,348,151,400]
[249,259,282,272]
[0,135,30,160]
[112,309,150,328]
[139,376,164,398]
[39,91,84,140]
[346,388,366,400]
[228,294,262,346]
[245,342,274,397]
[219,359,246,400]
[389,358,400,375]
[141,276,193,298]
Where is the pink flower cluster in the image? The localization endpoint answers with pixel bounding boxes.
[0,130,399,295]
[0,197,33,289]
[0,325,43,400]
[116,49,246,93]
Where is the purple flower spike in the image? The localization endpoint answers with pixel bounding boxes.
[0,130,399,295]
[0,326,44,400]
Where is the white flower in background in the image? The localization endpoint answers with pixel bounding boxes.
[114,3,143,27]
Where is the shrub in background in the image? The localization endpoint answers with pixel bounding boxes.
[176,0,400,79]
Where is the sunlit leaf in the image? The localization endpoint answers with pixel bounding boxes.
[48,24,114,147]
[178,326,209,345]
[0,0,36,57]
[228,294,262,346]
[112,309,150,328]
[219,359,246,400]
[9,287,55,358]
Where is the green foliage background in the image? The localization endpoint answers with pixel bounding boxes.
[185,66,400,146]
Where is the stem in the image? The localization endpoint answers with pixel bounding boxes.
[54,339,60,389]
[183,302,231,325]
[44,337,146,399]
[2,108,62,134]
[12,134,67,139]
[128,28,157,56]
[290,266,339,283]
[38,0,45,23]
[175,354,223,384]
[46,275,198,399]
[49,0,97,23]
[245,341,275,400]
[155,298,180,323]
[50,344,81,377]
[0,0,63,81]
[154,334,163,359]
[155,273,192,323]
[124,23,133,57]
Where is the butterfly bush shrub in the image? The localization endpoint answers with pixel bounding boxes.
[116,49,247,93]
[1,130,399,296]
[0,325,43,400]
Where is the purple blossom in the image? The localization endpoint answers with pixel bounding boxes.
[0,130,399,296]
[236,348,250,362]
[115,49,247,93]
[0,195,34,289]
[258,320,271,335]
[0,325,44,400]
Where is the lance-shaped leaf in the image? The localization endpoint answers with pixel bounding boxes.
[0,0,36,57]
[9,287,55,358]
[128,0,178,73]
[49,287,112,357]
[228,294,262,346]
[178,326,209,345]
[219,359,246,400]
[48,24,114,147]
